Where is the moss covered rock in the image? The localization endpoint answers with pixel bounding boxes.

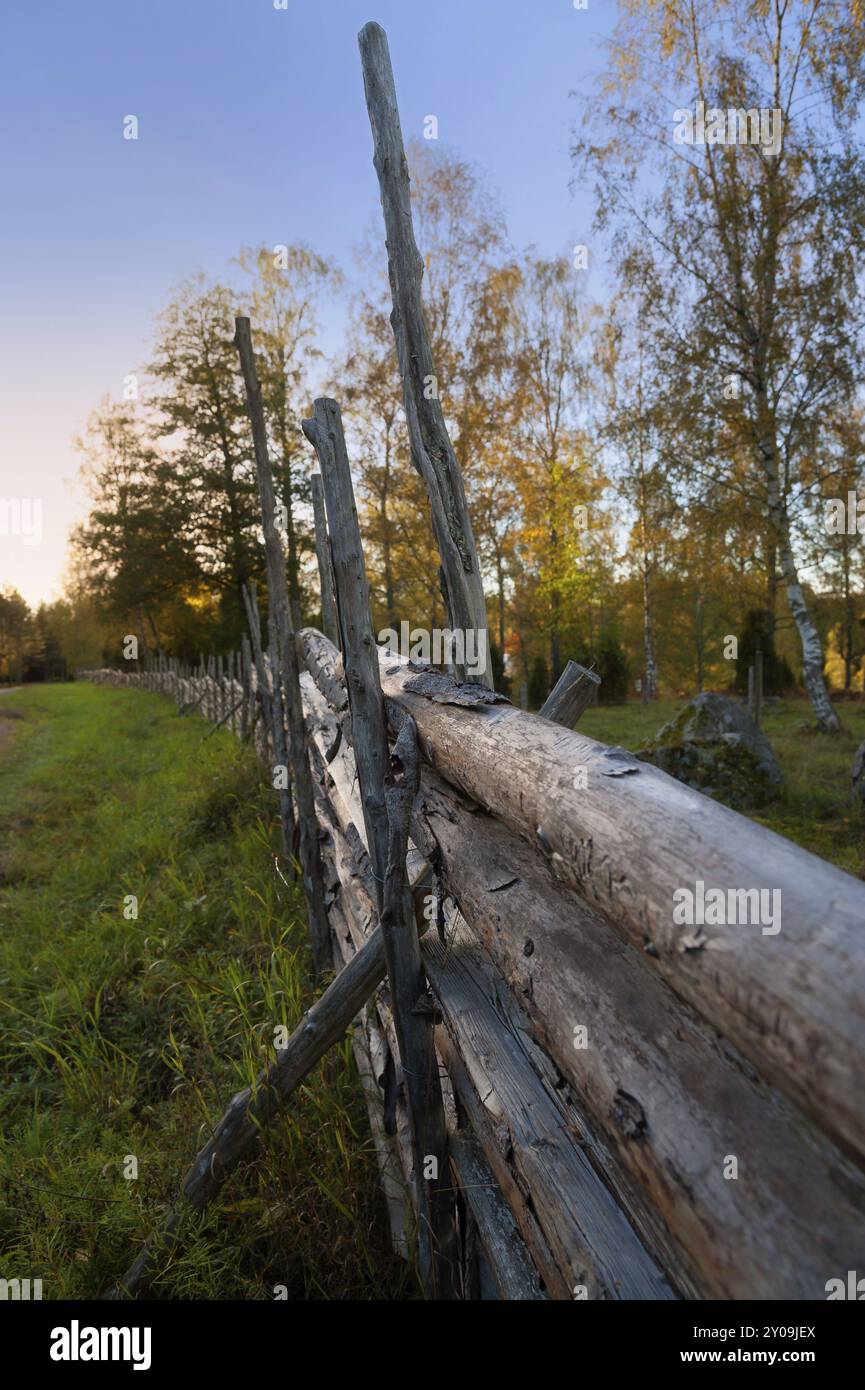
[637,692,783,809]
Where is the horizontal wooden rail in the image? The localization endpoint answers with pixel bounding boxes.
[417,771,865,1298]
[361,644,865,1170]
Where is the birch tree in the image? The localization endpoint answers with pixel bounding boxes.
[578,0,865,729]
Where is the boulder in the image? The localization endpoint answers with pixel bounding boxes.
[637,693,784,809]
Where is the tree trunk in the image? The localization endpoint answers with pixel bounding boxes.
[758,427,839,730]
[777,521,839,729]
[641,558,656,701]
[843,545,854,693]
[694,589,704,693]
[496,551,506,659]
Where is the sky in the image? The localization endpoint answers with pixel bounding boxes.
[0,0,618,608]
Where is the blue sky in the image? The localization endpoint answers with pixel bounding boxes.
[0,0,617,605]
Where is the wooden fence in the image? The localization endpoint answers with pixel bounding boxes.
[80,21,865,1301]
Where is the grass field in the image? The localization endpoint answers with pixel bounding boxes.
[0,683,412,1300]
[578,696,865,878]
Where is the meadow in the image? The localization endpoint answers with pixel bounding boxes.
[0,683,411,1299]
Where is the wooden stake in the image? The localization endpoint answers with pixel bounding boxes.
[302,396,458,1298]
[358,21,489,687]
[539,660,600,728]
[235,317,330,976]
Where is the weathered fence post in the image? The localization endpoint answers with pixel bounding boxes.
[311,473,339,648]
[303,396,458,1298]
[358,21,489,687]
[540,660,601,728]
[754,648,763,728]
[235,316,330,976]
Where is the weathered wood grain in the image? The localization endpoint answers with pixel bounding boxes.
[425,926,675,1301]
[447,1132,546,1301]
[419,772,865,1298]
[303,396,458,1298]
[244,582,296,858]
[373,646,865,1169]
[301,672,675,1300]
[539,659,600,727]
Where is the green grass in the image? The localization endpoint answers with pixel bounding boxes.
[0,683,412,1300]
[577,696,865,878]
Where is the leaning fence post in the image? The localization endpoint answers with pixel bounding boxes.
[303,395,458,1299]
[358,21,489,687]
[235,316,330,976]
